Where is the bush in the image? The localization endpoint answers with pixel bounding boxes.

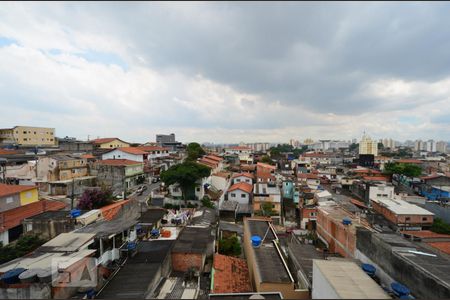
[201,196,215,209]
[0,234,46,264]
[77,188,114,210]
[431,218,450,234]
[219,236,241,257]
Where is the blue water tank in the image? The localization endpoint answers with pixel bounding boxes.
[251,235,262,247]
[1,268,27,284]
[70,209,81,218]
[151,229,160,236]
[127,242,137,250]
[391,282,410,297]
[342,217,352,225]
[361,263,376,277]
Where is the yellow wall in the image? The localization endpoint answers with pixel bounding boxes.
[98,140,130,149]
[11,126,55,146]
[19,188,39,206]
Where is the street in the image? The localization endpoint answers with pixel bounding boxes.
[129,181,161,203]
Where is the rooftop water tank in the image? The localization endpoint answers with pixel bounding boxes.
[127,242,137,251]
[251,235,262,248]
[19,268,43,283]
[70,209,81,218]
[342,217,352,225]
[361,263,376,277]
[1,268,27,284]
[391,282,411,297]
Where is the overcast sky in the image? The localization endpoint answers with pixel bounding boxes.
[1,2,449,144]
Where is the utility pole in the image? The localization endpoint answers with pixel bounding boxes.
[71,177,75,210]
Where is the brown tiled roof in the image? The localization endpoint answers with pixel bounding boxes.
[257,162,276,170]
[232,173,254,179]
[0,184,37,198]
[228,183,253,194]
[421,173,450,180]
[212,254,252,294]
[115,147,147,155]
[135,146,169,152]
[400,230,450,239]
[91,138,121,144]
[0,200,66,232]
[97,159,142,166]
[240,164,256,171]
[396,159,423,164]
[206,155,224,162]
[363,176,390,181]
[100,200,130,221]
[80,154,95,159]
[426,242,450,255]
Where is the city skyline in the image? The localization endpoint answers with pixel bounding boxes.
[1,2,450,143]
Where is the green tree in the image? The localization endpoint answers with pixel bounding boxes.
[201,196,215,208]
[0,234,46,264]
[431,218,450,234]
[258,202,276,216]
[160,161,211,204]
[349,143,359,152]
[218,236,241,256]
[186,142,206,161]
[260,155,274,165]
[383,162,422,177]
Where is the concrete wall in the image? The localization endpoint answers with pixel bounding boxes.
[0,193,21,212]
[227,190,250,205]
[233,176,252,185]
[102,150,143,162]
[0,284,51,299]
[23,219,76,240]
[356,227,450,299]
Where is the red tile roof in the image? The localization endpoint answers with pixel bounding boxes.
[91,138,122,144]
[0,149,18,155]
[400,230,450,239]
[298,173,319,179]
[97,159,142,166]
[80,154,95,159]
[206,155,224,162]
[0,184,37,198]
[228,183,253,194]
[363,176,390,181]
[240,164,256,171]
[135,146,169,152]
[257,162,277,170]
[396,159,423,164]
[212,254,252,294]
[100,200,130,221]
[232,173,255,179]
[213,172,231,179]
[352,169,382,174]
[426,242,450,255]
[0,200,66,232]
[115,147,147,155]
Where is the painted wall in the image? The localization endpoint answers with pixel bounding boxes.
[102,149,144,162]
[227,189,250,204]
[97,140,130,149]
[19,188,38,206]
[0,193,21,212]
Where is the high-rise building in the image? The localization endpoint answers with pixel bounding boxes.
[414,140,427,151]
[359,133,378,156]
[382,138,396,150]
[436,141,448,153]
[426,139,437,152]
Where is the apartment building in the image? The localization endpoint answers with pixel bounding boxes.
[0,126,55,146]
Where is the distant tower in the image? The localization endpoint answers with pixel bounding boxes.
[359,133,378,156]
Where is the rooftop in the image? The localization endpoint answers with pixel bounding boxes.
[253,183,280,196]
[212,254,252,294]
[220,200,238,211]
[313,260,390,299]
[228,182,253,194]
[172,226,212,254]
[38,232,95,252]
[139,208,166,225]
[372,198,434,216]
[287,243,324,288]
[208,292,283,300]
[97,159,142,166]
[232,173,254,179]
[0,183,36,197]
[190,208,217,227]
[113,147,148,155]
[91,137,127,144]
[256,162,277,170]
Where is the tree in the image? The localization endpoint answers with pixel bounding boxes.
[349,143,359,152]
[260,155,274,165]
[431,218,450,234]
[257,202,276,216]
[218,236,241,256]
[77,187,114,210]
[383,162,422,178]
[186,142,206,161]
[160,161,211,204]
[0,234,46,264]
[201,196,215,208]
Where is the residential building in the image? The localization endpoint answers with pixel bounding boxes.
[256,162,276,183]
[156,133,176,144]
[57,137,94,152]
[232,173,254,185]
[0,199,66,245]
[359,133,378,156]
[298,173,320,189]
[436,141,448,153]
[171,226,214,273]
[227,183,253,205]
[316,201,371,258]
[224,146,253,164]
[93,159,145,191]
[0,126,55,146]
[37,155,89,182]
[381,138,396,150]
[370,197,434,230]
[253,183,282,223]
[22,210,79,240]
[426,139,437,152]
[243,218,308,299]
[0,183,38,212]
[312,260,390,299]
[90,137,130,149]
[136,146,170,160]
[101,147,147,162]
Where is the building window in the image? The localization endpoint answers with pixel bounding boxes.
[23,131,27,134]
[231,193,236,197]
[405,217,411,222]
[241,194,246,198]
[196,187,200,192]
[236,179,241,182]
[6,197,13,204]
[422,217,428,221]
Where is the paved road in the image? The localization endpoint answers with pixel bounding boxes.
[130,182,161,203]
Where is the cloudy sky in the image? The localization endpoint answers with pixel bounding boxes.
[1,2,449,144]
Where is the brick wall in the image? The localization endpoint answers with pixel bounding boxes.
[171,252,204,272]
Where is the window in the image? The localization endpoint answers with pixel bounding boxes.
[231,193,236,197]
[405,217,411,222]
[34,131,36,134]
[241,194,246,198]
[26,224,33,232]
[196,187,200,192]
[6,197,13,204]
[422,217,428,221]
[236,179,241,182]
[23,131,27,134]
[110,145,113,147]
